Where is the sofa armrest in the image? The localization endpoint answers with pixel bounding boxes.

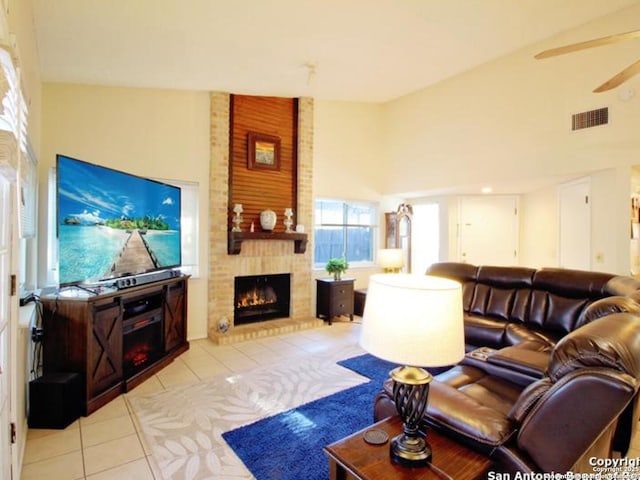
[425,380,517,448]
[487,346,549,379]
[575,296,640,330]
[461,346,546,386]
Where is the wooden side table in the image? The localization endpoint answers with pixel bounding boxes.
[316,278,355,325]
[324,416,492,480]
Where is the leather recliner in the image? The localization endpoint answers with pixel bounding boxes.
[373,312,640,474]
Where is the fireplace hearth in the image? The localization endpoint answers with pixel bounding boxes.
[235,274,291,325]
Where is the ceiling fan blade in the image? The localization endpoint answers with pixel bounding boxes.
[535,29,640,59]
[593,58,640,92]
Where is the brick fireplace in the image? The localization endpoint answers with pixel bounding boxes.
[208,93,314,341]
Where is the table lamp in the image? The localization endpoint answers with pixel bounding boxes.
[359,273,464,467]
[378,248,404,273]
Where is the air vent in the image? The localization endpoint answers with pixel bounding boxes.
[572,107,608,131]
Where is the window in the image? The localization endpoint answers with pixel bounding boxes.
[314,199,376,268]
[164,178,200,278]
[18,142,37,294]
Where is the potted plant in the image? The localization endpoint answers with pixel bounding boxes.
[325,257,349,281]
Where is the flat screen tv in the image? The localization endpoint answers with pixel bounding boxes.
[56,154,182,287]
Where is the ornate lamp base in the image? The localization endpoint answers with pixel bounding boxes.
[390,365,433,467]
[232,214,243,232]
[391,432,432,467]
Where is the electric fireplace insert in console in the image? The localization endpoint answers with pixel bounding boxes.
[122,291,164,375]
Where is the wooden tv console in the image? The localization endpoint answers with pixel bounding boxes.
[40,275,189,415]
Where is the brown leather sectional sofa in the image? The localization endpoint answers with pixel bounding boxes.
[426,262,640,352]
[373,262,640,474]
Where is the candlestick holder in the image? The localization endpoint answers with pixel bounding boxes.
[232,214,243,232]
[232,204,243,232]
[284,208,294,233]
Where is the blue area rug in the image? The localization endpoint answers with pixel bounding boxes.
[222,354,447,480]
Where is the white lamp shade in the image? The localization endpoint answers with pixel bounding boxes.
[378,248,404,269]
[359,274,465,367]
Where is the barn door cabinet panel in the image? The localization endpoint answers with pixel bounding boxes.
[88,299,123,398]
[164,279,188,352]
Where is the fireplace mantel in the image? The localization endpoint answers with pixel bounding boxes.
[228,231,308,255]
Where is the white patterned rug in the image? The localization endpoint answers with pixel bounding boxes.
[127,344,367,479]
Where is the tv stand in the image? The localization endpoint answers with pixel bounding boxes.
[40,275,189,415]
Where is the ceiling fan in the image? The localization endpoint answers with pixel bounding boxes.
[534,29,640,93]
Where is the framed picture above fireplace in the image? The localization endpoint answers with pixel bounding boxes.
[247,131,280,171]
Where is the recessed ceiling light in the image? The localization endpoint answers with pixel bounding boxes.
[481,187,492,194]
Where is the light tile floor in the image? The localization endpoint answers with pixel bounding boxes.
[21,318,640,479]
[21,319,361,480]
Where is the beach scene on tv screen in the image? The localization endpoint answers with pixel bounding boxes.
[57,156,181,285]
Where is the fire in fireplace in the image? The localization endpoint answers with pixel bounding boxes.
[123,321,163,373]
[237,285,277,308]
[234,273,291,325]
[122,294,164,374]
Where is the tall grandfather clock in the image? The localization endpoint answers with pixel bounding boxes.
[384,203,412,273]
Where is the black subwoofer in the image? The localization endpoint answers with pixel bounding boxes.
[28,372,83,429]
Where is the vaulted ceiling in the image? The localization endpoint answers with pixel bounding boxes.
[32,0,640,102]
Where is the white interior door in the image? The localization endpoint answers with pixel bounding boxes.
[559,179,591,270]
[0,177,11,480]
[459,196,519,266]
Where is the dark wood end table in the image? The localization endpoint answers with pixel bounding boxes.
[316,278,355,325]
[324,416,492,480]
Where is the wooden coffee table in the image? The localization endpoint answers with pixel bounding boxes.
[324,416,492,480]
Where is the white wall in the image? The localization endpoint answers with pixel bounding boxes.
[519,186,558,268]
[39,83,210,339]
[313,100,386,201]
[313,100,387,290]
[591,169,618,272]
[590,167,632,274]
